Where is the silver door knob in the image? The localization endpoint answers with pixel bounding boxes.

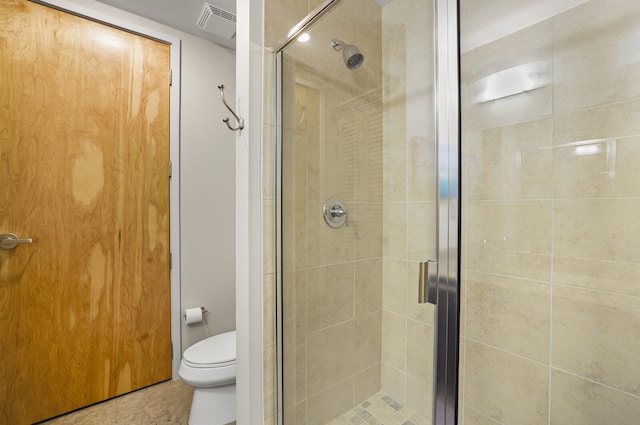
[0,233,33,250]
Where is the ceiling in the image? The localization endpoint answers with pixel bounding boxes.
[95,0,236,49]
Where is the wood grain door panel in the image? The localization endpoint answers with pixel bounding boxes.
[0,1,172,423]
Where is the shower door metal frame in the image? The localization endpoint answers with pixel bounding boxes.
[432,0,461,424]
[273,0,461,423]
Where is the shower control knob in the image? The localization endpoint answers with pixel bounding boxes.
[323,197,349,229]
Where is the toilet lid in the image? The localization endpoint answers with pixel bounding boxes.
[183,330,236,368]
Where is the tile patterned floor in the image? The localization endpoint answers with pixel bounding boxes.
[325,392,429,425]
[39,380,194,425]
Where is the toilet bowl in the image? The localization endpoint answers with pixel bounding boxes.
[179,330,236,425]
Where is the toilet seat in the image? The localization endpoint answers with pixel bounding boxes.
[179,330,237,388]
[183,331,236,369]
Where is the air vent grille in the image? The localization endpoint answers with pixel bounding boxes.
[197,3,236,29]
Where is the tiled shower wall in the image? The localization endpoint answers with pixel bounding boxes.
[278,6,384,420]
[379,0,437,420]
[263,0,440,424]
[458,0,640,424]
[263,1,384,425]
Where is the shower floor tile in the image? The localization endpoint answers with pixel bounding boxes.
[325,392,429,425]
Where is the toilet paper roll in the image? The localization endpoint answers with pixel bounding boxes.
[184,307,203,325]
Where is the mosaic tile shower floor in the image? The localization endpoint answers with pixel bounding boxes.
[326,392,429,425]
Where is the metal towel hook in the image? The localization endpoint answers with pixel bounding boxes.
[217,84,244,131]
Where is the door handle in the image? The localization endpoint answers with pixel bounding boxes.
[0,233,33,250]
[418,260,438,304]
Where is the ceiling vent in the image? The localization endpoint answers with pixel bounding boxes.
[196,3,236,40]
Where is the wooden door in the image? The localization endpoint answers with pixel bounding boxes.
[0,1,172,423]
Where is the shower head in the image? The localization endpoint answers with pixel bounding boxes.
[331,39,364,70]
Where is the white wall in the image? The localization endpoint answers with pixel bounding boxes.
[235,0,265,422]
[58,0,237,353]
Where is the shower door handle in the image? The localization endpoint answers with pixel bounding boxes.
[0,233,33,250]
[418,260,438,304]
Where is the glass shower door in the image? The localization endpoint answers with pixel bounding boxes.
[274,0,447,424]
[458,0,640,423]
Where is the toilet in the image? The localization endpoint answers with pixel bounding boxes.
[179,330,236,425]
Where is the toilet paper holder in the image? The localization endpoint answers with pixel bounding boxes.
[183,306,209,325]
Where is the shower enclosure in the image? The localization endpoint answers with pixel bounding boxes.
[274,0,640,424]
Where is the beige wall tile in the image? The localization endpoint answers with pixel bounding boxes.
[407,201,437,262]
[381,362,406,404]
[614,136,640,197]
[263,200,276,275]
[355,312,382,373]
[282,199,307,272]
[355,202,383,260]
[382,203,407,258]
[383,90,408,147]
[551,106,640,199]
[264,345,276,420]
[465,272,550,363]
[355,258,383,317]
[552,286,640,396]
[306,263,355,332]
[263,51,275,127]
[465,246,552,283]
[283,336,306,408]
[460,18,553,128]
[464,340,549,425]
[405,85,435,145]
[553,256,640,298]
[382,144,407,201]
[284,401,307,425]
[306,125,356,204]
[554,198,640,264]
[552,1,640,113]
[306,377,354,425]
[381,311,406,371]
[307,321,355,397]
[552,139,615,199]
[462,407,503,425]
[382,258,407,315]
[550,370,640,425]
[461,68,553,132]
[406,320,434,384]
[553,99,640,149]
[402,0,434,81]
[356,109,384,203]
[465,200,552,281]
[406,375,433,420]
[457,337,466,421]
[263,124,276,200]
[282,270,308,340]
[407,136,437,202]
[470,119,553,201]
[354,363,382,405]
[264,273,276,349]
[306,201,355,267]
[467,200,552,254]
[460,0,554,53]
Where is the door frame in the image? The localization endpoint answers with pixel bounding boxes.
[433,0,461,423]
[30,0,183,379]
